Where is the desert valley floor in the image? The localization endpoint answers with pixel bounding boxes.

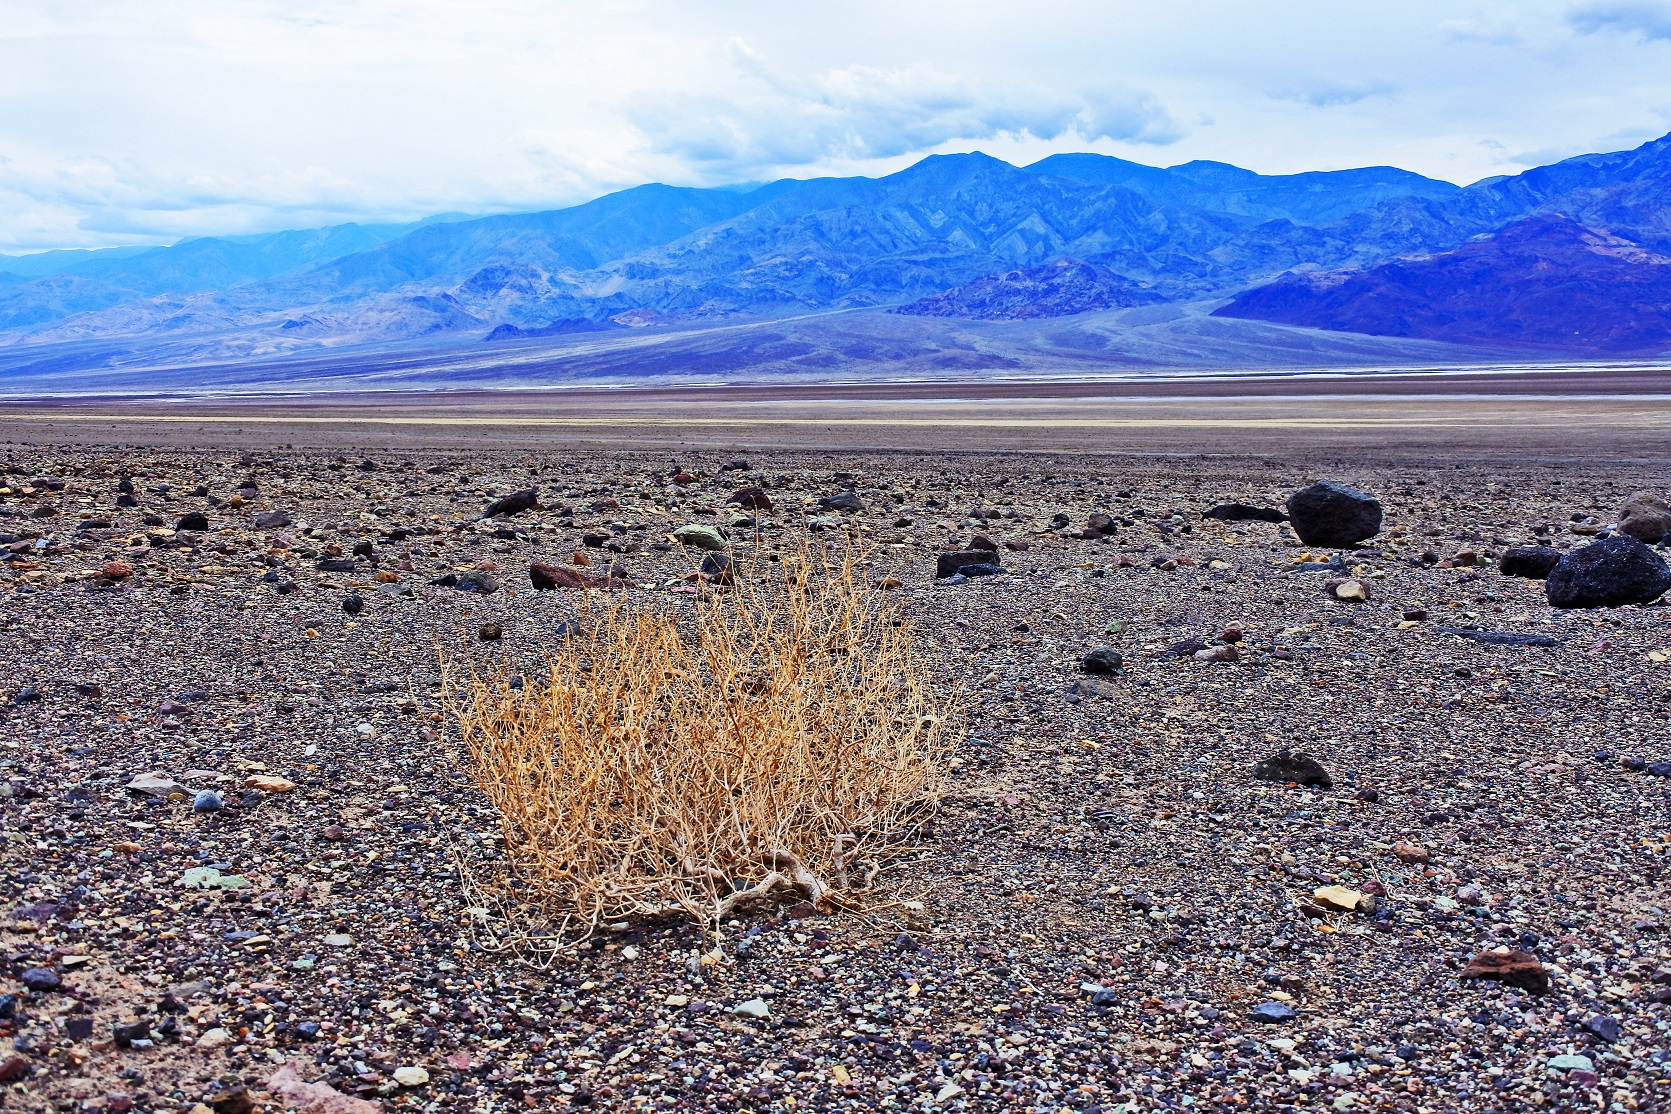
[0,387,1668,1113]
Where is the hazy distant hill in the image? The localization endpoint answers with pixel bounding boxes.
[1,131,1669,379]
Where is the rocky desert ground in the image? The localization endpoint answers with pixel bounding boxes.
[1,424,1669,1114]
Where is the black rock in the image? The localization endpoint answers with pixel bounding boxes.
[64,1016,93,1042]
[1437,628,1563,648]
[482,488,540,518]
[1080,648,1124,674]
[112,1020,151,1048]
[19,967,60,992]
[1499,545,1562,579]
[700,552,735,584]
[1645,760,1671,776]
[582,532,609,548]
[1050,512,1071,530]
[1251,1002,1296,1023]
[1253,751,1333,789]
[1285,481,1382,547]
[116,493,138,507]
[342,594,365,617]
[315,558,357,572]
[1085,512,1116,536]
[454,571,500,594]
[1582,1014,1622,1042]
[175,511,210,532]
[0,993,18,1019]
[727,486,773,511]
[818,492,864,512]
[253,511,291,529]
[351,539,375,558]
[1202,503,1286,523]
[1546,536,1671,608]
[1089,988,1120,1006]
[958,562,1006,578]
[295,1020,321,1040]
[1166,639,1210,657]
[936,549,1005,578]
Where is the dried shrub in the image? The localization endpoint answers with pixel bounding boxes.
[450,545,950,946]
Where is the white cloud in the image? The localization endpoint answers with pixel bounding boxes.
[2,1,1671,251]
[1567,1,1671,41]
[626,44,1181,177]
[1269,81,1397,108]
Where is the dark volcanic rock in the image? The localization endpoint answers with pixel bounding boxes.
[1080,648,1124,674]
[1285,481,1382,547]
[936,550,1004,578]
[1545,536,1671,608]
[1438,628,1562,648]
[1498,545,1561,579]
[1253,751,1333,788]
[1618,491,1671,544]
[894,258,1163,320]
[175,511,210,532]
[818,492,864,512]
[726,486,773,511]
[1201,503,1286,523]
[482,488,539,518]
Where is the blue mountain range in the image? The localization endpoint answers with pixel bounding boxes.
[2,131,1669,388]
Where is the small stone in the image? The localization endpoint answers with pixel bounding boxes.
[1582,1014,1621,1042]
[1499,546,1562,579]
[175,511,210,532]
[196,1027,233,1049]
[192,789,224,812]
[0,1055,30,1082]
[1393,841,1430,863]
[177,867,250,890]
[730,998,770,1018]
[100,559,133,580]
[1251,1001,1296,1023]
[19,967,61,992]
[482,488,539,518]
[208,1084,254,1114]
[1253,751,1332,788]
[1193,643,1240,663]
[1080,647,1124,674]
[1618,491,1671,544]
[1547,1053,1595,1072]
[126,772,185,797]
[479,622,503,642]
[818,492,863,512]
[393,1067,430,1087]
[726,486,773,511]
[1312,885,1366,913]
[244,774,296,793]
[323,933,354,947]
[1201,503,1285,523]
[1328,578,1370,602]
[700,551,735,584]
[672,524,728,551]
[1460,949,1549,994]
[342,594,364,615]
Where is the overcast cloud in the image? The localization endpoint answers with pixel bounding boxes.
[1,1,1669,251]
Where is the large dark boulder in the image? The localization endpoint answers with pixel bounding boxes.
[1546,536,1671,608]
[1285,481,1382,547]
[1499,546,1561,579]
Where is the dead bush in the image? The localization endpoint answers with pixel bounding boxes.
[449,545,950,947]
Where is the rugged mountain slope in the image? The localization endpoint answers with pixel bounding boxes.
[1,131,1669,367]
[1213,215,1671,353]
[894,257,1162,319]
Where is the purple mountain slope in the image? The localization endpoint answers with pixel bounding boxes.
[893,258,1163,319]
[1212,215,1671,355]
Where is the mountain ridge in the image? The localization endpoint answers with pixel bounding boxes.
[2,132,1669,370]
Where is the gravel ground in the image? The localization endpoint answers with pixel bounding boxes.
[1,445,1669,1114]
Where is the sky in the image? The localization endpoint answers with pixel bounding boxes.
[2,0,1671,252]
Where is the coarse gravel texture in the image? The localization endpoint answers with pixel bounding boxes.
[1,446,1669,1114]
